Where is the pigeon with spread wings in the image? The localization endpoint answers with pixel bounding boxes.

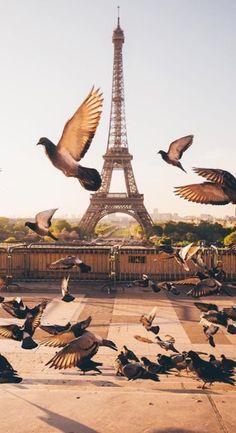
[175,168,236,205]
[37,87,103,191]
[158,134,193,173]
[25,208,58,240]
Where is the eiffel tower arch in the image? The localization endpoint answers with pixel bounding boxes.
[79,15,153,238]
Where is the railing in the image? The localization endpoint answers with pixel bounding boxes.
[0,244,235,284]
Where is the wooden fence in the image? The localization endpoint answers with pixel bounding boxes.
[0,244,235,282]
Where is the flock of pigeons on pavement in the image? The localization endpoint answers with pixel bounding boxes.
[0,86,235,388]
[0,251,235,389]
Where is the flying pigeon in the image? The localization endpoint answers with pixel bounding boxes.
[61,275,75,302]
[158,134,193,173]
[25,208,58,240]
[0,303,46,349]
[45,330,117,370]
[40,316,92,347]
[140,306,160,335]
[1,298,49,320]
[175,168,236,205]
[49,255,91,273]
[156,335,180,353]
[37,87,103,191]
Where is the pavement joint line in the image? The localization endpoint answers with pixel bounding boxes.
[207,394,229,433]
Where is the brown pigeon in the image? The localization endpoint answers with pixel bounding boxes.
[175,168,236,205]
[37,87,103,191]
[158,134,193,173]
[25,208,58,240]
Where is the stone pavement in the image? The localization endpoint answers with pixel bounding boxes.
[0,282,235,433]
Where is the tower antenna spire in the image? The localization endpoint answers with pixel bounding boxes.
[117,5,120,26]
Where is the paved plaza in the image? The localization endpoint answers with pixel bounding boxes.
[0,282,235,433]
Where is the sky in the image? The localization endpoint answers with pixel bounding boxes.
[0,0,235,221]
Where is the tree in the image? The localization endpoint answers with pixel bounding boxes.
[224,231,236,247]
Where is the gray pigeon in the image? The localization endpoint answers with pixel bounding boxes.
[25,208,58,240]
[37,87,103,191]
[175,167,236,205]
[158,134,193,173]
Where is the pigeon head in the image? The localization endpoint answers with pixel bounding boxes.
[37,137,53,146]
[25,221,35,230]
[158,150,166,156]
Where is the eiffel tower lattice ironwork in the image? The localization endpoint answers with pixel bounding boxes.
[79,16,153,238]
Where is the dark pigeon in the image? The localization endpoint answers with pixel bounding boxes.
[37,87,103,191]
[175,167,236,205]
[158,134,193,173]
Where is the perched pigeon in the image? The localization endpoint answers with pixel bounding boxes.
[45,331,117,370]
[175,168,236,205]
[25,208,58,241]
[49,256,91,273]
[0,353,23,383]
[122,345,139,362]
[37,87,103,191]
[141,356,165,374]
[61,275,75,302]
[158,134,193,173]
[220,354,236,372]
[186,351,235,388]
[117,352,159,382]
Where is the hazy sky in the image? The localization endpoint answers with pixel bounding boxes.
[0,0,235,220]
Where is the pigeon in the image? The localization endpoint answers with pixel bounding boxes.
[175,168,236,205]
[61,275,74,302]
[122,345,139,362]
[49,256,91,273]
[37,87,103,191]
[45,331,117,370]
[186,351,235,388]
[156,353,175,371]
[1,298,49,320]
[0,305,46,349]
[202,324,219,347]
[186,277,222,297]
[133,274,150,287]
[158,134,193,173]
[0,353,23,383]
[156,335,180,353]
[40,316,92,347]
[25,208,58,240]
[117,352,159,382]
[76,358,103,375]
[39,321,71,335]
[209,354,223,369]
[0,353,17,375]
[141,356,165,374]
[140,306,160,335]
[220,354,236,372]
[174,243,204,272]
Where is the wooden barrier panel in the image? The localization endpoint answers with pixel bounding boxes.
[0,245,235,282]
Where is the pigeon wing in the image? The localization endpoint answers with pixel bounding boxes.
[194,302,219,312]
[167,135,193,160]
[174,182,231,205]
[1,303,19,318]
[57,87,103,161]
[36,208,58,229]
[191,278,220,297]
[0,325,19,339]
[40,330,76,347]
[134,335,155,344]
[172,277,200,286]
[193,168,236,189]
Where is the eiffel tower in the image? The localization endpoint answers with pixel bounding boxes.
[79,15,153,238]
